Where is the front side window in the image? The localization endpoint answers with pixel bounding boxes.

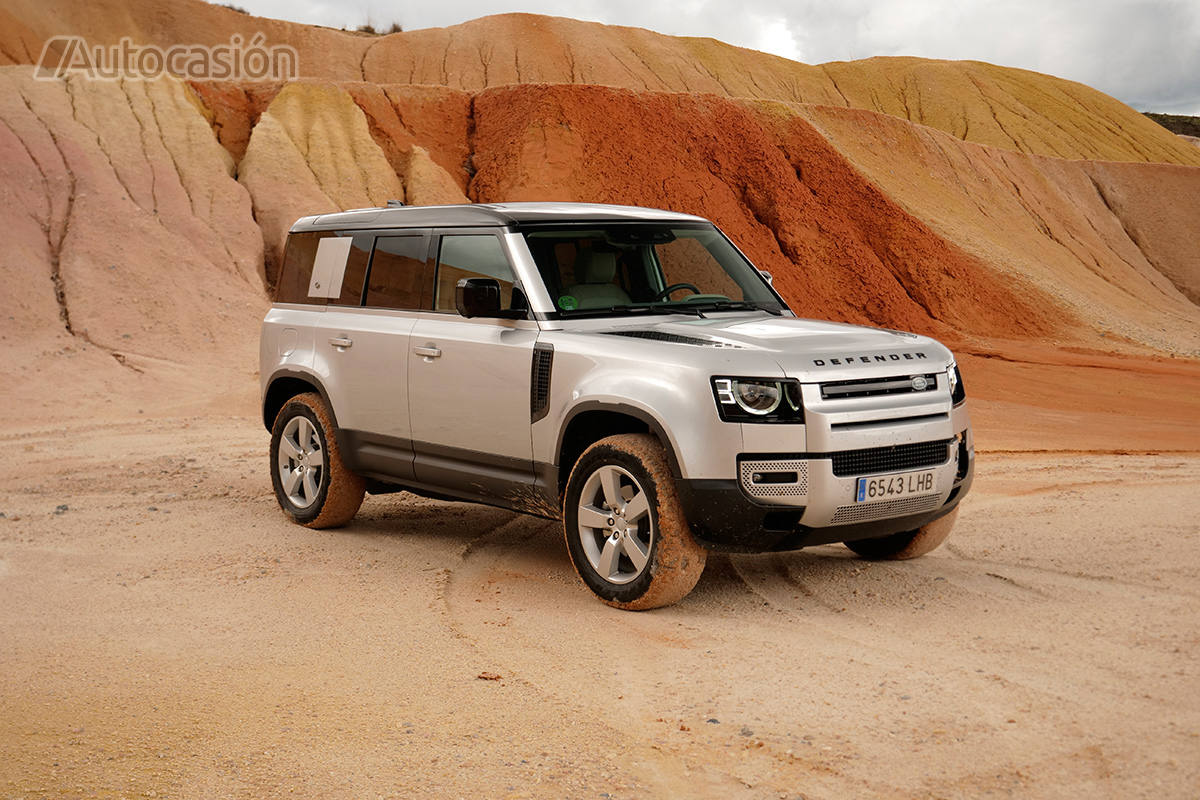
[521,224,782,317]
[434,234,517,311]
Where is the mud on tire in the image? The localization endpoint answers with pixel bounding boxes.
[563,434,707,610]
[270,392,365,529]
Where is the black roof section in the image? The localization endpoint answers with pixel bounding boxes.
[290,202,709,232]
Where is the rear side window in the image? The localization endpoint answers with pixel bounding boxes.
[365,235,429,310]
[276,232,326,305]
[276,231,371,306]
[435,235,516,311]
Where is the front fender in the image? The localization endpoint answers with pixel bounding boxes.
[539,364,744,480]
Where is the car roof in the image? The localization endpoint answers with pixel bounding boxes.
[290,202,710,232]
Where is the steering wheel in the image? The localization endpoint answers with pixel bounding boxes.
[652,282,702,301]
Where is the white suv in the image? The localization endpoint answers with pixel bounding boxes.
[260,202,973,609]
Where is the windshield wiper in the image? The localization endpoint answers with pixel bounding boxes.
[561,304,707,319]
[681,300,783,316]
[641,304,707,318]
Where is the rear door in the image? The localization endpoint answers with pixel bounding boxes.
[407,231,538,497]
[315,230,430,481]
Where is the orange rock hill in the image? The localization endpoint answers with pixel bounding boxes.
[1,1,1197,449]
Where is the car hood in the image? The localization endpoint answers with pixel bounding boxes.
[587,314,954,381]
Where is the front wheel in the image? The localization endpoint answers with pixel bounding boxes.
[563,434,706,610]
[270,392,365,528]
[844,507,959,560]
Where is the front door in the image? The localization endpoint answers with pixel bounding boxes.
[407,232,538,499]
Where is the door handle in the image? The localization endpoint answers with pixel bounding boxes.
[328,336,353,349]
[413,345,442,360]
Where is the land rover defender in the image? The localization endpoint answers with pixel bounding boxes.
[260,203,973,609]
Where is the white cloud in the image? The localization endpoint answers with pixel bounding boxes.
[754,15,804,62]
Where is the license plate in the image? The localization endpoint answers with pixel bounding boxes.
[856,470,936,503]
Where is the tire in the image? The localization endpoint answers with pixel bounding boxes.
[563,434,707,610]
[270,392,365,529]
[844,507,959,560]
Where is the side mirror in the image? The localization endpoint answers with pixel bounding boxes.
[758,269,774,285]
[455,278,502,318]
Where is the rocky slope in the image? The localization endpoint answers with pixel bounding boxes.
[5,0,1199,166]
[0,1,1198,438]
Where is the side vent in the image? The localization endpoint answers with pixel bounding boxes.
[530,342,554,423]
[602,330,744,348]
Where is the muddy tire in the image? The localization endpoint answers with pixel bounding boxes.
[270,392,365,529]
[844,507,959,560]
[563,434,707,610]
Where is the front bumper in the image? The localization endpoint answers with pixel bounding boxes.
[675,443,975,552]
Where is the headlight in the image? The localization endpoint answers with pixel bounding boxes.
[712,378,804,423]
[734,381,780,415]
[948,363,966,404]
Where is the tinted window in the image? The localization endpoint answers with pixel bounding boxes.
[365,235,429,310]
[435,235,516,311]
[331,234,374,306]
[276,231,327,305]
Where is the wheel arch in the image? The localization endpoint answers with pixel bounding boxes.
[262,369,339,432]
[555,401,682,494]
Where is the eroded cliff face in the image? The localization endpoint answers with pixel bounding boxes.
[0,70,264,418]
[1,5,1198,423]
[6,0,1200,166]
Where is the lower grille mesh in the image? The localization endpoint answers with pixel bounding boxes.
[739,459,809,499]
[831,493,942,525]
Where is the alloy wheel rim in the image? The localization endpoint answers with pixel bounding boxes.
[277,415,325,509]
[577,464,654,585]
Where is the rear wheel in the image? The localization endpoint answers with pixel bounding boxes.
[563,434,706,610]
[844,507,958,560]
[270,392,365,528]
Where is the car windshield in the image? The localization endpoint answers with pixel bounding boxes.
[521,223,785,317]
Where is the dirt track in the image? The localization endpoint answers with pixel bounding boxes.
[2,416,1198,798]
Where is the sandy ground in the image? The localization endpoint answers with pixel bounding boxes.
[1,415,1198,799]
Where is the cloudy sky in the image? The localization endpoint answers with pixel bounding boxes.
[228,0,1200,113]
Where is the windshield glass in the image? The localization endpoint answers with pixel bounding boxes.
[521,223,784,317]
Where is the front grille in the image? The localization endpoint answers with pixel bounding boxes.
[831,493,942,525]
[739,459,809,499]
[820,373,939,400]
[829,439,951,477]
